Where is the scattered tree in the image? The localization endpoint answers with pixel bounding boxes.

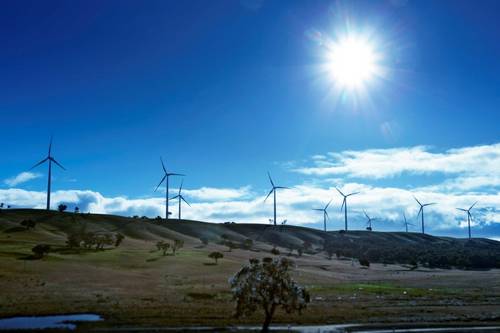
[32,244,51,258]
[359,258,370,268]
[20,219,36,230]
[242,239,253,250]
[114,233,125,247]
[270,247,280,256]
[208,251,224,264]
[172,239,184,255]
[58,204,67,212]
[230,257,310,332]
[74,207,80,214]
[226,241,236,252]
[156,241,171,256]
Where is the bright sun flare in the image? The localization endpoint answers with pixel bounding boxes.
[327,35,380,90]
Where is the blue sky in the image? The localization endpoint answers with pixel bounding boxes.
[1,0,499,239]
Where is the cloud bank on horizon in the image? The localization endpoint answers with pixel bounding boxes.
[1,143,499,237]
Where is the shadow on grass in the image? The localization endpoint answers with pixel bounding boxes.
[203,262,217,266]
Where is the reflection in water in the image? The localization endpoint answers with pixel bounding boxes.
[0,314,102,330]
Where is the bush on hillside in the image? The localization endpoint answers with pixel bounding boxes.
[32,244,51,258]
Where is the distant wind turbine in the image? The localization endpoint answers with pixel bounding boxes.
[264,172,289,226]
[403,212,414,233]
[312,199,332,232]
[456,202,477,239]
[171,180,191,220]
[363,210,377,231]
[30,136,66,210]
[336,188,360,231]
[154,157,184,220]
[414,196,436,234]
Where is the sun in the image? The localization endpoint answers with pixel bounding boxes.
[326,35,381,90]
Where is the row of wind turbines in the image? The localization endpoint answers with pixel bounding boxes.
[28,138,478,239]
[265,173,479,239]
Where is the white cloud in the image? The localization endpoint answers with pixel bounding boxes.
[292,144,500,183]
[4,172,42,187]
[183,186,252,201]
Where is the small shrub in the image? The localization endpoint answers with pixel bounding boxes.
[359,258,370,267]
[58,204,67,212]
[200,237,209,246]
[242,239,253,250]
[270,247,280,256]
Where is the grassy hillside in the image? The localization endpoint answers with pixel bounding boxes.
[1,209,499,269]
[1,209,500,328]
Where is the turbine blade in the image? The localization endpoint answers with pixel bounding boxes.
[48,135,53,157]
[423,202,436,206]
[275,186,289,189]
[414,196,422,206]
[160,157,166,173]
[179,179,184,194]
[30,157,49,170]
[456,208,467,212]
[50,157,66,170]
[168,173,185,177]
[417,207,422,218]
[363,210,369,220]
[312,208,323,211]
[325,199,332,210]
[340,198,345,212]
[325,211,329,219]
[347,191,360,197]
[264,188,274,202]
[154,174,167,192]
[181,196,191,207]
[336,187,345,197]
[469,201,478,211]
[267,172,275,187]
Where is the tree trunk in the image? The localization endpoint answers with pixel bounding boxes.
[261,304,275,333]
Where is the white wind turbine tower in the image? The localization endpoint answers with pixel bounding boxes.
[336,188,360,231]
[30,136,66,211]
[171,180,191,220]
[363,210,377,231]
[312,199,332,232]
[264,172,289,226]
[414,196,436,234]
[403,212,415,233]
[456,202,477,239]
[154,157,184,220]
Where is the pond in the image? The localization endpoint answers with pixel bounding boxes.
[0,314,102,330]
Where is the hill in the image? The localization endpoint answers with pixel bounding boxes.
[1,209,500,328]
[1,209,499,269]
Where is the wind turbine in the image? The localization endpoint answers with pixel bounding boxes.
[154,157,184,220]
[414,196,436,234]
[456,202,477,239]
[403,212,414,232]
[336,188,360,231]
[312,199,332,232]
[264,172,289,226]
[170,180,191,220]
[30,136,65,210]
[363,210,377,231]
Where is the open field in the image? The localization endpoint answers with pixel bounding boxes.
[1,209,499,330]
